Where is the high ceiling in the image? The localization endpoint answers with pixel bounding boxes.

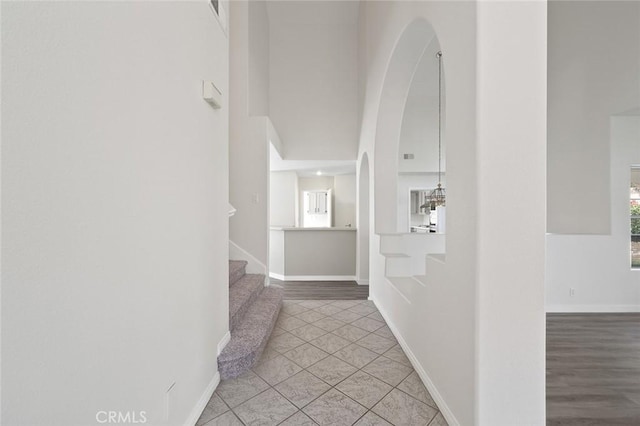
[265,0,359,177]
[265,1,360,27]
[270,144,355,177]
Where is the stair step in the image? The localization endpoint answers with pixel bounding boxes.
[218,286,283,380]
[229,274,265,332]
[229,260,248,286]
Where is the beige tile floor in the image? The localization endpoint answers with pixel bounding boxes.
[197,299,448,426]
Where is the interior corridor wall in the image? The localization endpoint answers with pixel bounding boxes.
[270,171,298,227]
[357,154,370,284]
[357,2,478,424]
[334,174,357,228]
[230,0,270,266]
[2,2,229,425]
[247,0,269,116]
[359,1,546,425]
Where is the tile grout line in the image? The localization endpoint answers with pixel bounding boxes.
[208,299,444,426]
[273,332,428,423]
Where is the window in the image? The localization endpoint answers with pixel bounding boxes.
[631,167,640,268]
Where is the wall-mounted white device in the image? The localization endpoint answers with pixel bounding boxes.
[202,80,222,109]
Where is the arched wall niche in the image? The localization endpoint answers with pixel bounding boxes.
[373,18,442,234]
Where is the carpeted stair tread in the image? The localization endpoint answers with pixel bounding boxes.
[229,260,248,286]
[218,286,283,379]
[229,274,265,332]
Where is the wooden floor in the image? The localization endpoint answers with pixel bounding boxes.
[270,278,369,300]
[547,313,640,425]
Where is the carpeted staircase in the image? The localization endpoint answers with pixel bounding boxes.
[218,260,283,379]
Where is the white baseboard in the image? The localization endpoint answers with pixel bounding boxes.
[182,372,220,426]
[183,332,230,425]
[370,296,460,426]
[217,331,231,356]
[356,279,369,286]
[268,273,356,282]
[229,240,267,275]
[546,304,640,313]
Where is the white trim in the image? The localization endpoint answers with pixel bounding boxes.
[356,279,369,286]
[546,304,640,313]
[217,331,231,356]
[182,372,220,426]
[229,240,267,275]
[370,296,460,426]
[270,272,286,281]
[268,273,356,282]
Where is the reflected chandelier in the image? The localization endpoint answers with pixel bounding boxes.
[428,50,445,208]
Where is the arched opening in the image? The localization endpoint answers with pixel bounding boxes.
[374,18,443,234]
[358,153,370,284]
[397,37,445,233]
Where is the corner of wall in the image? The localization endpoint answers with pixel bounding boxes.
[181,373,220,426]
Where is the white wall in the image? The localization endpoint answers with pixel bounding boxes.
[357,154,370,284]
[398,38,446,174]
[268,1,359,160]
[270,171,298,227]
[475,2,547,424]
[548,0,640,234]
[229,1,270,267]
[269,229,285,276]
[248,0,269,117]
[2,2,229,425]
[547,115,640,312]
[359,3,478,424]
[359,1,546,425]
[334,174,357,228]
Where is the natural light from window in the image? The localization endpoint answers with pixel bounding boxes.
[631,167,640,268]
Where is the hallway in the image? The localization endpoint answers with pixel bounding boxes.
[4,1,638,424]
[272,278,369,301]
[197,299,446,426]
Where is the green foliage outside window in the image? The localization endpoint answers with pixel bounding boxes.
[632,204,640,235]
[631,202,640,268]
